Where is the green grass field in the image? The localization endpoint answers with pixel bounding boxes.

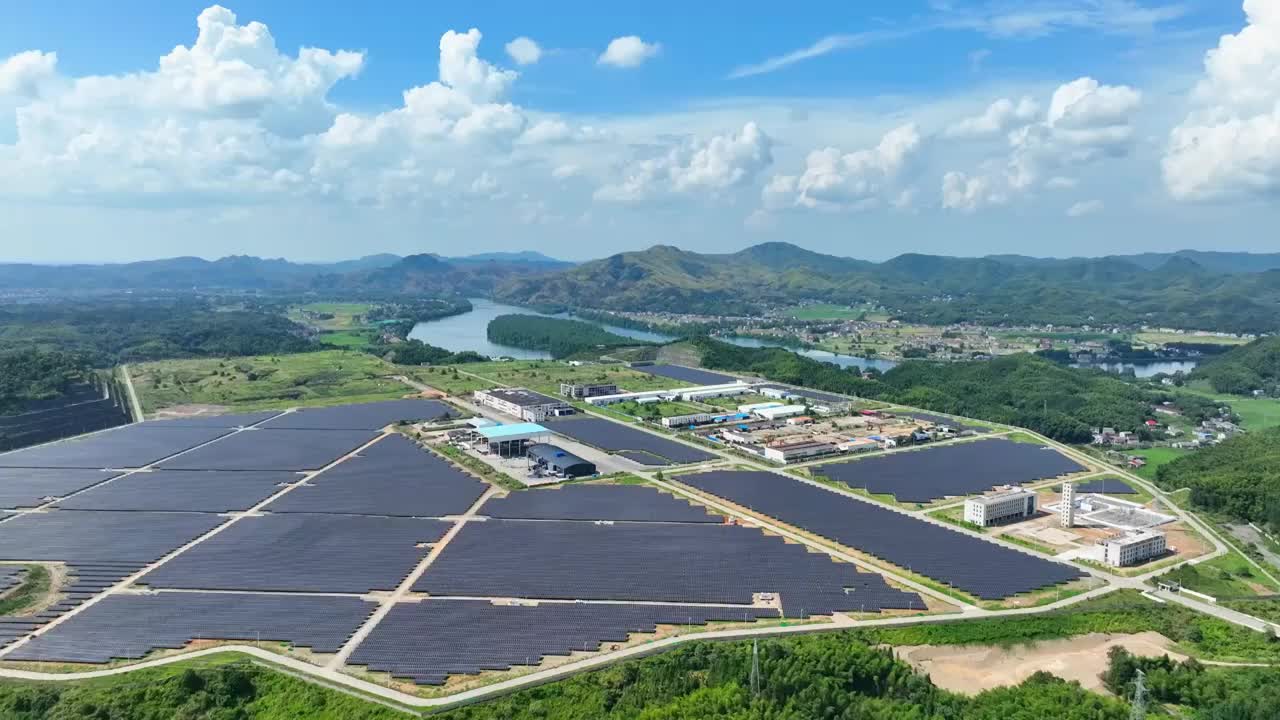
[1128,447,1191,480]
[1179,382,1280,431]
[1135,331,1250,347]
[132,350,413,412]
[317,329,377,348]
[416,360,677,397]
[1158,547,1280,599]
[782,303,867,321]
[287,302,374,330]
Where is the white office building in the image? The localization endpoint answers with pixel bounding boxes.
[1103,530,1167,567]
[964,489,1038,527]
[474,388,574,423]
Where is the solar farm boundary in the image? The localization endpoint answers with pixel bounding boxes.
[0,430,394,662]
[327,484,502,670]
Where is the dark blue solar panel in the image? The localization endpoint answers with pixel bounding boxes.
[416,519,918,617]
[158,428,380,471]
[0,468,121,509]
[811,438,1085,503]
[147,412,282,428]
[0,425,232,470]
[484,484,720,523]
[350,599,778,685]
[56,470,296,512]
[0,511,223,564]
[259,399,458,430]
[678,470,1083,600]
[7,592,376,664]
[1074,478,1137,495]
[542,418,715,465]
[142,514,450,593]
[633,365,737,385]
[265,435,486,517]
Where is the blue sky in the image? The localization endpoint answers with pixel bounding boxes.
[0,1,1275,262]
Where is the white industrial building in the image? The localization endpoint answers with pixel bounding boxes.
[763,441,837,463]
[964,488,1038,527]
[678,383,753,402]
[1103,530,1167,567]
[739,401,784,414]
[754,404,807,421]
[474,388,574,423]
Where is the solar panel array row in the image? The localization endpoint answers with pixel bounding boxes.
[142,514,451,593]
[632,365,738,386]
[349,599,778,685]
[1074,478,1137,495]
[57,470,296,513]
[483,484,720,523]
[149,411,282,428]
[0,566,22,594]
[678,470,1084,600]
[260,399,457,431]
[0,468,121,509]
[0,425,231,470]
[543,418,715,466]
[0,562,141,648]
[0,511,223,564]
[7,592,376,664]
[812,438,1085,504]
[266,435,486,517]
[415,519,919,617]
[159,428,380,472]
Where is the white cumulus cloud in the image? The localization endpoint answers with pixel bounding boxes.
[764,123,922,211]
[595,122,772,203]
[944,96,1039,137]
[1163,0,1280,201]
[0,50,58,98]
[598,36,661,68]
[504,37,543,66]
[1066,199,1104,217]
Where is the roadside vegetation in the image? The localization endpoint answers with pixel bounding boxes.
[0,565,50,616]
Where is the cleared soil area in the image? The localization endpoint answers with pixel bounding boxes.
[894,631,1182,694]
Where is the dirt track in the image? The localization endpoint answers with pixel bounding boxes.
[894,632,1183,694]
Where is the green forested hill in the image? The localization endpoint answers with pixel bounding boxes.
[1192,336,1280,394]
[1154,426,1280,527]
[487,314,643,359]
[494,243,1280,333]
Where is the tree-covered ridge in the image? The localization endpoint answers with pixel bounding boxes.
[495,242,1280,334]
[1104,646,1280,720]
[1154,426,1280,529]
[487,314,645,359]
[0,349,92,414]
[695,338,1175,443]
[0,300,315,366]
[1191,336,1280,395]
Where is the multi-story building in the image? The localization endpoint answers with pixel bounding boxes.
[559,382,619,399]
[474,388,574,423]
[1103,530,1167,567]
[964,488,1038,527]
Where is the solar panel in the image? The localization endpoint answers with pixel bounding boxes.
[349,599,778,685]
[0,425,232,470]
[258,399,458,430]
[158,428,380,471]
[415,519,918,617]
[55,470,296,513]
[6,592,376,664]
[632,365,737,385]
[1074,478,1137,495]
[811,438,1085,503]
[542,418,715,465]
[265,435,486,517]
[0,566,23,594]
[146,412,282,428]
[0,511,224,564]
[484,484,721,523]
[141,514,451,593]
[0,468,121,509]
[0,561,142,650]
[678,470,1084,600]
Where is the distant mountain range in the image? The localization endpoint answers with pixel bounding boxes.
[0,252,572,295]
[493,243,1280,334]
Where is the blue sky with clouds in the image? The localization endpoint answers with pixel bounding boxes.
[0,1,1275,262]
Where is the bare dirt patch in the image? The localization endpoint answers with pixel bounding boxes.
[893,631,1182,694]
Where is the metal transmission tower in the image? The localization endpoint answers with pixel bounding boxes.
[750,639,761,698]
[1129,668,1148,720]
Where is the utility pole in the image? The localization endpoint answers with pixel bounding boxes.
[750,639,761,698]
[1129,668,1148,720]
